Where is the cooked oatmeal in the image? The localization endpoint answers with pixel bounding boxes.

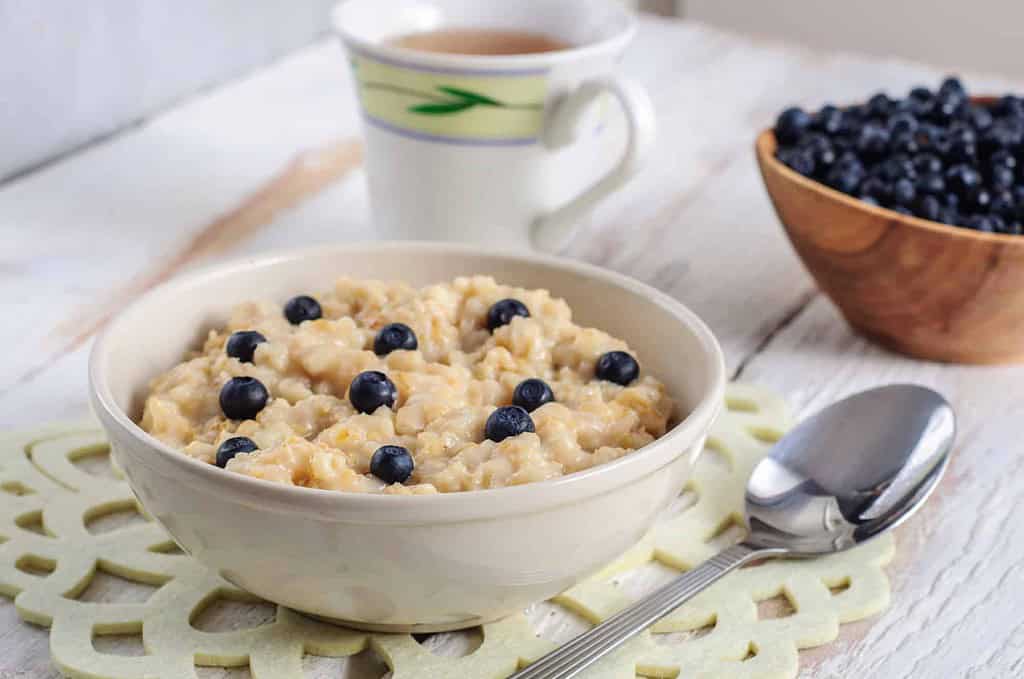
[140,276,675,494]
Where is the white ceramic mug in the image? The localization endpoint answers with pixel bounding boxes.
[332,0,656,252]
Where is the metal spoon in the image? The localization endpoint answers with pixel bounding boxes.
[510,384,955,679]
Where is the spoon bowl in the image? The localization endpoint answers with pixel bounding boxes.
[745,384,955,555]
[511,384,955,679]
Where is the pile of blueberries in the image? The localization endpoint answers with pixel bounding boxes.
[213,293,642,486]
[774,76,1024,234]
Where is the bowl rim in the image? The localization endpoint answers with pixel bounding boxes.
[89,241,726,518]
[755,124,1024,246]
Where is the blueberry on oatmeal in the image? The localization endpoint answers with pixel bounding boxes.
[486,298,530,332]
[595,351,639,386]
[226,330,267,364]
[512,378,555,413]
[349,370,398,414]
[219,377,269,420]
[370,445,415,484]
[374,322,418,356]
[485,406,536,443]
[216,436,258,468]
[284,295,322,324]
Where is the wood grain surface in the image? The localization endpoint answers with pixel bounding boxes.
[3,14,1024,678]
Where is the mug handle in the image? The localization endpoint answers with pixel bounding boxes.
[531,75,657,252]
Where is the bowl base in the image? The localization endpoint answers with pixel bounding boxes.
[849,319,1024,365]
[295,610,508,633]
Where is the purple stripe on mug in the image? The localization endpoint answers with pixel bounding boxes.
[348,44,550,77]
[362,112,539,146]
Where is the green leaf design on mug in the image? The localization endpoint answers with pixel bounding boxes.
[408,100,478,115]
[409,86,505,115]
[436,86,502,106]
[360,81,543,116]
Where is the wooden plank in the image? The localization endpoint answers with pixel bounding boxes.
[0,41,368,423]
[739,297,1024,678]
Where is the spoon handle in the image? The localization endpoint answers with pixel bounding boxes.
[509,542,764,679]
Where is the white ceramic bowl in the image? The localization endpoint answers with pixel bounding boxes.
[89,242,725,632]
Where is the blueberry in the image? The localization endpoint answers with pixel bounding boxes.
[512,378,555,413]
[797,132,830,151]
[939,208,960,226]
[216,437,257,468]
[284,295,322,325]
[798,133,836,170]
[966,187,993,213]
[1002,222,1024,235]
[845,104,868,121]
[945,139,977,164]
[485,406,535,443]
[990,215,1007,232]
[915,195,942,221]
[945,164,982,197]
[812,145,837,172]
[860,176,889,200]
[778,148,815,176]
[991,190,1016,217]
[813,105,844,134]
[878,156,916,183]
[892,206,914,216]
[374,322,418,356]
[982,122,1024,153]
[908,87,935,116]
[830,134,855,155]
[938,76,965,99]
[867,92,892,118]
[826,164,864,195]
[486,299,530,332]
[888,178,916,206]
[909,86,933,101]
[348,371,397,414]
[775,107,813,145]
[887,113,919,135]
[990,164,1015,191]
[964,104,994,131]
[917,173,945,196]
[859,195,880,207]
[913,153,943,174]
[836,148,860,163]
[996,95,1024,118]
[595,351,640,386]
[991,150,1018,170]
[226,331,267,364]
[948,123,977,146]
[370,445,414,484]
[855,123,890,158]
[965,214,995,232]
[913,124,947,154]
[219,377,269,420]
[932,93,963,123]
[943,192,961,209]
[888,130,920,155]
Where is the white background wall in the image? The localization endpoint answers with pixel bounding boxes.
[683,0,1024,80]
[0,1,337,182]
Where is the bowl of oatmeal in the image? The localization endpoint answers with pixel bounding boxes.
[89,242,725,631]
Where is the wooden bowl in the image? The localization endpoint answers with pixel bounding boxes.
[756,124,1024,364]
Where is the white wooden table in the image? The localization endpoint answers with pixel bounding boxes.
[3,15,1023,678]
